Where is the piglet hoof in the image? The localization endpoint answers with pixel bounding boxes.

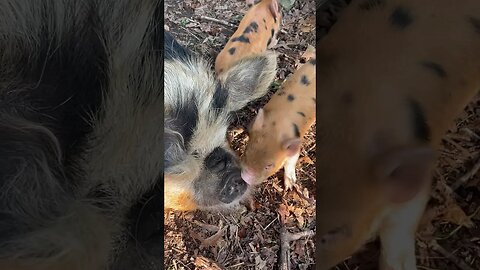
[283,176,296,192]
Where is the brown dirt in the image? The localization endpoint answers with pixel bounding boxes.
[164,0,480,269]
[164,0,316,269]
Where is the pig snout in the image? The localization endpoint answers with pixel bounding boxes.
[218,173,248,203]
[241,167,256,185]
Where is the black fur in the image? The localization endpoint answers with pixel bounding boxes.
[301,75,311,86]
[204,147,231,171]
[288,94,295,101]
[293,123,300,137]
[165,31,192,61]
[231,35,250,43]
[1,0,166,268]
[169,95,199,150]
[113,184,164,269]
[359,0,385,11]
[469,17,480,34]
[409,99,431,142]
[0,0,109,260]
[251,21,259,32]
[421,61,447,78]
[309,58,316,65]
[390,6,413,29]
[229,47,236,55]
[244,25,253,34]
[211,84,229,110]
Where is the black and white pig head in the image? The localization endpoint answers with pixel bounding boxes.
[164,32,277,210]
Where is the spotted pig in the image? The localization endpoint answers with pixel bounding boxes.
[164,32,277,211]
[241,53,316,189]
[315,0,480,269]
[215,0,281,75]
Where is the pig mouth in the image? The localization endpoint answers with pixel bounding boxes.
[241,168,256,185]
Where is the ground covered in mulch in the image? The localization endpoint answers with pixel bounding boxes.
[164,0,316,269]
[164,0,479,269]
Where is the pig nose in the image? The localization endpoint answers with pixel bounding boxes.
[241,168,256,185]
[219,175,248,204]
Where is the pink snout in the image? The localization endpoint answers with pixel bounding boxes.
[241,168,256,186]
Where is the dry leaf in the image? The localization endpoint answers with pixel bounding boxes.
[296,215,305,228]
[293,207,304,217]
[190,230,206,244]
[294,240,306,257]
[255,255,267,270]
[443,203,474,228]
[300,24,314,33]
[194,220,220,232]
[238,226,247,238]
[301,155,314,165]
[194,256,223,270]
[202,227,226,248]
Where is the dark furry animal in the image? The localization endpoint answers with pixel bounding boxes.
[164,31,277,210]
[0,0,165,269]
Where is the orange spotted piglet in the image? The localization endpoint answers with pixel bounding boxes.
[215,0,281,75]
[241,53,316,189]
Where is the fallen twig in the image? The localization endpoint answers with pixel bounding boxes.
[199,15,237,28]
[429,240,475,270]
[289,182,315,204]
[279,227,315,270]
[451,156,480,190]
[462,127,480,140]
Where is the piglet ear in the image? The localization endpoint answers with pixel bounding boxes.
[269,0,280,20]
[373,146,435,204]
[251,109,265,131]
[219,52,277,113]
[282,138,301,157]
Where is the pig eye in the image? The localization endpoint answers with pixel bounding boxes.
[205,147,230,171]
[264,163,274,170]
[192,150,200,158]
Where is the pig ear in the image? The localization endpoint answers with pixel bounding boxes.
[373,146,435,204]
[251,109,265,131]
[218,52,277,113]
[269,0,280,20]
[282,138,302,157]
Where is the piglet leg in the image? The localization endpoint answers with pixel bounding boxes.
[283,151,300,191]
[378,187,430,270]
